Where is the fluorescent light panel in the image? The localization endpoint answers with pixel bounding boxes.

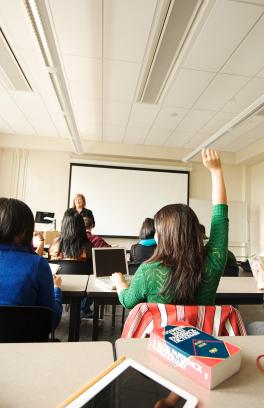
[0,28,32,91]
[23,0,84,154]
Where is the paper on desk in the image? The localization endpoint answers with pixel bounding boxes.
[48,263,61,275]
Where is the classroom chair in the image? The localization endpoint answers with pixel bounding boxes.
[121,303,247,338]
[0,305,54,342]
[128,261,141,275]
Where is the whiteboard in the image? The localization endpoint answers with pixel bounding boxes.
[189,198,247,243]
[69,164,189,236]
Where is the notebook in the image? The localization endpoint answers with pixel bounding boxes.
[92,247,131,290]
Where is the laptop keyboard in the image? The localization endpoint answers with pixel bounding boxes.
[95,275,132,290]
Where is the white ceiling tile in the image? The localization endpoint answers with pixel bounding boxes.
[177,110,216,132]
[165,130,193,147]
[124,127,149,144]
[18,50,54,93]
[198,111,235,134]
[104,60,141,102]
[103,125,126,142]
[127,103,159,127]
[0,91,36,135]
[152,107,188,130]
[183,131,209,148]
[183,0,263,72]
[163,69,215,108]
[144,128,172,145]
[104,0,157,62]
[222,77,264,113]
[79,121,99,140]
[11,92,52,119]
[103,101,131,127]
[0,117,14,134]
[221,15,264,76]
[63,56,100,99]
[195,74,249,111]
[234,0,264,5]
[50,0,101,57]
[72,98,98,124]
[257,67,264,78]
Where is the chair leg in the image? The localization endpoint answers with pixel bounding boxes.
[100,305,104,319]
[121,307,126,333]
[112,305,116,328]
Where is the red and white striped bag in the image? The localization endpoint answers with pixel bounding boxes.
[121,303,247,338]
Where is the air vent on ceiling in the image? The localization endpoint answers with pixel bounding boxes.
[0,28,32,91]
[137,0,202,104]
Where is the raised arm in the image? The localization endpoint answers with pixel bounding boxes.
[202,149,227,205]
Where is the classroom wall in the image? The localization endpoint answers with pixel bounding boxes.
[0,147,246,250]
[249,161,264,254]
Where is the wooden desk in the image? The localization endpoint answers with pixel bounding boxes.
[0,341,113,408]
[61,274,89,341]
[116,336,263,408]
[87,276,264,341]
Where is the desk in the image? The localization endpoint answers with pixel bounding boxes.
[116,336,263,408]
[87,276,264,341]
[86,275,118,340]
[61,274,89,341]
[216,277,264,304]
[0,341,113,408]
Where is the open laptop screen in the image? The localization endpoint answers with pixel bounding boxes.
[35,211,55,223]
[92,248,128,277]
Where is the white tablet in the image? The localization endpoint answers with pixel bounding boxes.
[63,358,198,408]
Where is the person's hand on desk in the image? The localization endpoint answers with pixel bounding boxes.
[112,272,128,294]
[53,275,62,289]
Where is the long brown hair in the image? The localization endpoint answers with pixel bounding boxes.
[148,204,205,304]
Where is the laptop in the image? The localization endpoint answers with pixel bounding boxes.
[92,247,131,290]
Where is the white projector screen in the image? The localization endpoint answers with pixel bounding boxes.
[68,164,189,237]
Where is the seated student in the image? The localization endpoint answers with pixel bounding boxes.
[112,149,228,309]
[200,224,239,277]
[0,197,62,327]
[49,209,92,260]
[83,216,111,248]
[129,218,156,263]
[48,209,93,319]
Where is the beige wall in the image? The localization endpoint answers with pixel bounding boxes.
[249,161,264,254]
[0,147,247,250]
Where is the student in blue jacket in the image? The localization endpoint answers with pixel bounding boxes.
[0,197,62,327]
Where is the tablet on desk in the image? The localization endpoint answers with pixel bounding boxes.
[58,357,198,408]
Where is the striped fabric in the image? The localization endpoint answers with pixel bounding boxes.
[121,303,247,338]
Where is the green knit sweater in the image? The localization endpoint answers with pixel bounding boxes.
[119,204,228,308]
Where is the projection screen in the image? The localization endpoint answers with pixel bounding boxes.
[68,164,189,237]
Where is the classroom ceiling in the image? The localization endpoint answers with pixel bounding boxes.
[0,0,264,163]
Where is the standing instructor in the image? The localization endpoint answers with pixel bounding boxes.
[72,193,95,228]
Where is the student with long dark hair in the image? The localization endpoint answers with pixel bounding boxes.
[0,198,62,327]
[49,209,92,259]
[129,218,156,263]
[112,149,228,308]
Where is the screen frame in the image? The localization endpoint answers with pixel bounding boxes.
[68,163,190,238]
[65,358,198,408]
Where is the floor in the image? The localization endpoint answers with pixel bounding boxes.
[55,303,264,343]
[56,304,128,343]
